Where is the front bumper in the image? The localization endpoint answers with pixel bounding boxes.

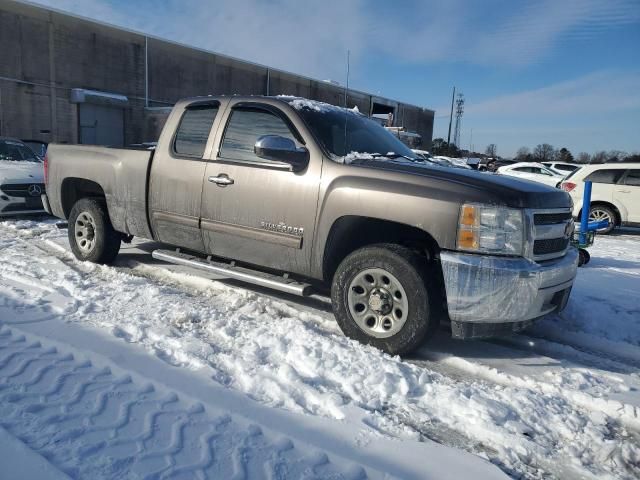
[440,248,578,338]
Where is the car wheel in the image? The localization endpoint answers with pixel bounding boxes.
[588,205,616,234]
[331,243,440,356]
[68,198,121,264]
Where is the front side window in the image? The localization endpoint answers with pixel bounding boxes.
[623,170,640,187]
[585,169,625,184]
[0,140,40,162]
[219,108,299,163]
[173,105,219,158]
[514,167,534,173]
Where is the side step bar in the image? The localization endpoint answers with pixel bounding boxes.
[152,249,314,297]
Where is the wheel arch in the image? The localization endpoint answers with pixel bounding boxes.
[321,215,441,284]
[60,177,107,219]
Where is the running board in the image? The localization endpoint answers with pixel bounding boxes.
[152,249,314,297]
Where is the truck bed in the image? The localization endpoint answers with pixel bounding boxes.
[46,144,154,239]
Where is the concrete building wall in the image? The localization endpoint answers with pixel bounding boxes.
[0,0,434,148]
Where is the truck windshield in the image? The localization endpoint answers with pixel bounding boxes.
[297,107,419,162]
[0,140,41,162]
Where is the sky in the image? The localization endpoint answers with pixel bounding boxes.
[30,0,640,157]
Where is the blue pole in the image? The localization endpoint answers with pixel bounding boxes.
[580,180,592,245]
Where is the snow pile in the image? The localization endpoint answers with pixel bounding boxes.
[0,219,639,479]
[0,221,506,480]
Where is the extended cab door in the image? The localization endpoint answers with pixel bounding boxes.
[615,169,640,223]
[148,100,222,251]
[199,100,322,276]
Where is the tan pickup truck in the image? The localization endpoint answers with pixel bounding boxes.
[42,96,578,355]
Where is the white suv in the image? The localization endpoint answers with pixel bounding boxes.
[560,163,640,234]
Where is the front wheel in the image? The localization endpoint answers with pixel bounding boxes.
[68,198,121,264]
[331,244,440,356]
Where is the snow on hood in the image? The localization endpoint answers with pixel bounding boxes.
[0,160,44,184]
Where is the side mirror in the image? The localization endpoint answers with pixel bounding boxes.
[254,135,309,172]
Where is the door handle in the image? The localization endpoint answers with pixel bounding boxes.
[618,190,631,193]
[208,174,234,186]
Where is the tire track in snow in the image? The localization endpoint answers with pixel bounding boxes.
[0,328,366,480]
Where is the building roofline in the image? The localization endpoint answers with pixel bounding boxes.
[7,0,434,114]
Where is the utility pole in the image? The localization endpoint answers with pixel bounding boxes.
[446,86,455,155]
[453,93,465,150]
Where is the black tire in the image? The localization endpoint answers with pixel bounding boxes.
[68,198,121,264]
[331,243,440,356]
[588,205,616,234]
[578,249,591,267]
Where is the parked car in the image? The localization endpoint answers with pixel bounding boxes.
[21,139,48,159]
[497,162,564,187]
[560,163,640,234]
[0,137,45,216]
[541,162,580,176]
[43,96,577,355]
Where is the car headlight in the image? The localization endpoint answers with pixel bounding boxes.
[457,203,524,255]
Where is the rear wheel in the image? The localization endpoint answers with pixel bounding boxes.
[331,244,440,356]
[588,205,616,234]
[68,198,121,264]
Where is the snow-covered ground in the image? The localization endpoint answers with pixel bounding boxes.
[0,217,638,479]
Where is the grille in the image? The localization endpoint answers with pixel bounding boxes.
[533,238,569,255]
[534,212,572,225]
[0,183,45,198]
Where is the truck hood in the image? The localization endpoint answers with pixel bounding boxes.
[0,160,45,184]
[353,159,572,210]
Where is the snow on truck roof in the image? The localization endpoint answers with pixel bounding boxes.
[276,96,364,115]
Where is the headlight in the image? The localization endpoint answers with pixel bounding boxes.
[457,203,524,255]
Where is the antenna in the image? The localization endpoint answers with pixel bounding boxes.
[343,50,350,155]
[446,86,455,153]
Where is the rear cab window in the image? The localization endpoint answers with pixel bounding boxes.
[173,105,219,158]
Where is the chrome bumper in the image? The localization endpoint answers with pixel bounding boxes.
[440,248,578,327]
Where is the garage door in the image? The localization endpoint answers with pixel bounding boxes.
[79,104,124,146]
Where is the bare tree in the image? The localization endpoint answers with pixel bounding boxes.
[515,147,531,162]
[533,143,555,162]
[576,152,591,164]
[590,151,608,164]
[485,144,497,157]
[606,150,627,162]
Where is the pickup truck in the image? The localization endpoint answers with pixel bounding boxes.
[43,95,578,355]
